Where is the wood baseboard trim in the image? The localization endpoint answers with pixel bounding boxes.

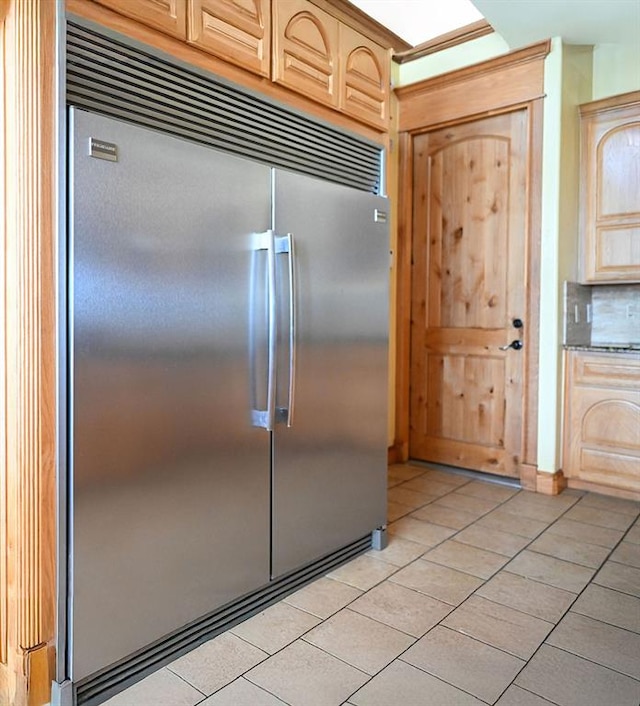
[520,463,538,491]
[27,645,55,706]
[535,470,567,496]
[566,478,640,502]
[0,663,8,706]
[387,442,407,465]
[520,465,567,495]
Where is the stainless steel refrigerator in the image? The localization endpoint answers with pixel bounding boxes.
[69,108,388,685]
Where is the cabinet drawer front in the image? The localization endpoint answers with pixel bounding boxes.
[573,353,640,388]
[580,448,640,493]
[593,225,640,281]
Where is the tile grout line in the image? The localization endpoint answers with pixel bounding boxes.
[241,671,297,706]
[485,500,640,704]
[301,474,578,705]
[369,480,562,705]
[240,485,637,704]
[161,666,209,704]
[219,469,474,704]
[135,467,639,706]
[543,638,640,682]
[366,472,640,704]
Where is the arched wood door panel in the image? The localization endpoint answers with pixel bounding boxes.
[410,110,528,477]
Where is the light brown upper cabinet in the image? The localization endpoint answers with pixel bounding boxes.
[86,0,396,131]
[92,0,187,39]
[339,24,389,130]
[188,0,270,76]
[580,91,640,283]
[272,0,390,126]
[272,0,340,108]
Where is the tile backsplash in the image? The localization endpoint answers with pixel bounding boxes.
[563,282,592,346]
[563,282,640,346]
[591,284,640,345]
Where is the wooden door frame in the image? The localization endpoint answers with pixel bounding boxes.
[392,41,550,489]
[2,1,58,704]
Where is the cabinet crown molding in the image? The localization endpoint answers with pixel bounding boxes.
[395,39,550,101]
[393,19,493,64]
[580,90,640,117]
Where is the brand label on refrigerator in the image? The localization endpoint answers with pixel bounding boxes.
[89,138,118,162]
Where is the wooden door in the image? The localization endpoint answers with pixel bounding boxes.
[410,110,528,477]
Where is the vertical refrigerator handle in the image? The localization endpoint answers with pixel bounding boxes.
[251,230,277,431]
[286,232,296,427]
[274,233,296,427]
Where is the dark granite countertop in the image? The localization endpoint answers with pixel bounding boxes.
[564,344,640,353]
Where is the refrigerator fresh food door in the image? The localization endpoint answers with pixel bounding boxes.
[272,169,389,578]
[69,108,272,680]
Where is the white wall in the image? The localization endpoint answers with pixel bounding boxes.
[397,33,510,86]
[592,43,640,99]
[537,42,593,472]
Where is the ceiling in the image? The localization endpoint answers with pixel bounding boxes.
[349,0,482,46]
[349,0,640,48]
[474,0,640,47]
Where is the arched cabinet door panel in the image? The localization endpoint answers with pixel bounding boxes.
[273,0,339,107]
[188,0,270,76]
[92,0,187,39]
[340,23,389,130]
[580,92,640,283]
[582,399,640,449]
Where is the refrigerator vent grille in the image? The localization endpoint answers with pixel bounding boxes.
[74,535,372,706]
[66,22,382,193]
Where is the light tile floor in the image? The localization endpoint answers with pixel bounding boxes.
[102,463,640,706]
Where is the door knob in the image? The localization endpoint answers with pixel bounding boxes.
[499,340,523,351]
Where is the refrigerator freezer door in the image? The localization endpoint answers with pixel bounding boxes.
[69,109,272,680]
[272,170,389,578]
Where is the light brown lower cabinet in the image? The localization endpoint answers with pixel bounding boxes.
[563,350,640,495]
